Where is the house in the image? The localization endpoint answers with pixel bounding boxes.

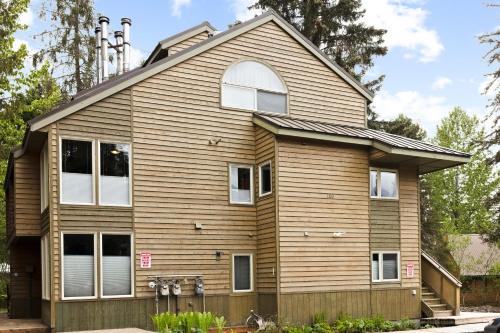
[4,10,470,332]
[449,234,500,306]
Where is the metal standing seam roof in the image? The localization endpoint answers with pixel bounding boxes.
[255,113,470,158]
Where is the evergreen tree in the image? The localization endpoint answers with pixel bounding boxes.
[34,0,96,96]
[370,114,427,140]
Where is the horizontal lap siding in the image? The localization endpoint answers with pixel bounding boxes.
[169,31,210,54]
[14,153,40,236]
[277,139,370,293]
[255,127,277,294]
[369,200,400,250]
[399,166,420,287]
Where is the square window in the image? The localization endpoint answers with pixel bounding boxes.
[380,171,397,198]
[382,253,399,280]
[233,254,252,292]
[259,162,272,196]
[101,234,132,297]
[371,253,380,281]
[371,251,400,282]
[257,90,287,114]
[63,234,95,298]
[229,165,253,204]
[100,143,131,206]
[61,139,93,204]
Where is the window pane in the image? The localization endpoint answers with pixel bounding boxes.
[370,170,378,197]
[221,84,255,110]
[63,234,94,298]
[260,163,271,195]
[230,166,252,203]
[234,255,251,291]
[61,140,93,204]
[372,253,379,281]
[382,253,398,280]
[100,143,130,205]
[102,235,131,296]
[257,91,287,114]
[380,171,397,198]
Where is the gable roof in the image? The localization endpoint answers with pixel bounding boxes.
[253,113,470,174]
[28,10,373,132]
[144,21,216,66]
[449,234,500,276]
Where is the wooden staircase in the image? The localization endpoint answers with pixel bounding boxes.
[421,284,454,318]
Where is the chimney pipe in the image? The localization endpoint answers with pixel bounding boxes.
[99,16,110,81]
[114,31,123,75]
[95,26,102,84]
[121,18,131,72]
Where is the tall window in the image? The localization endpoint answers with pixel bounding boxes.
[229,164,253,204]
[259,161,272,197]
[61,139,94,204]
[232,254,253,292]
[40,142,49,211]
[221,60,287,114]
[370,168,398,199]
[101,234,132,297]
[41,234,50,300]
[99,143,131,206]
[372,251,400,282]
[62,233,96,299]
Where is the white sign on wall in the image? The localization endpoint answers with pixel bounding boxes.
[140,251,152,269]
[406,263,414,278]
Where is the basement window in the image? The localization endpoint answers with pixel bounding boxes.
[60,139,94,204]
[372,251,400,282]
[62,233,96,299]
[99,142,131,206]
[232,254,253,292]
[370,168,398,199]
[229,164,253,204]
[101,234,133,298]
[258,161,272,197]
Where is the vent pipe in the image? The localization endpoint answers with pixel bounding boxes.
[99,16,110,81]
[114,31,123,75]
[95,26,102,84]
[121,18,131,72]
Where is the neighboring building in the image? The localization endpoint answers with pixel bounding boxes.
[449,234,500,306]
[4,11,470,332]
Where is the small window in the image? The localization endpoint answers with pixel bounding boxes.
[41,234,50,300]
[370,168,398,199]
[40,142,49,211]
[61,139,94,204]
[101,234,132,297]
[372,251,400,282]
[257,90,287,114]
[62,233,96,299]
[259,161,272,197]
[233,254,253,292]
[99,143,131,206]
[229,164,253,204]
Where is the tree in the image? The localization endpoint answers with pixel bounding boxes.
[478,4,499,244]
[424,108,499,239]
[370,114,427,140]
[34,0,96,96]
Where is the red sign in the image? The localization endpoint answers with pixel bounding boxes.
[406,263,414,278]
[140,251,151,269]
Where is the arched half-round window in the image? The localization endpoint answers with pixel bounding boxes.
[221,60,287,114]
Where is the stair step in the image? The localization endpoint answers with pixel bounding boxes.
[422,292,435,296]
[423,298,442,304]
[432,310,454,318]
[430,304,448,309]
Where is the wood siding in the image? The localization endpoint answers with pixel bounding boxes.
[169,31,211,55]
[14,153,41,236]
[369,200,400,250]
[277,138,370,293]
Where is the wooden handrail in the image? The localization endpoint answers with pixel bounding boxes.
[421,251,462,287]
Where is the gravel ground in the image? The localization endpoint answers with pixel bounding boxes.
[462,305,500,313]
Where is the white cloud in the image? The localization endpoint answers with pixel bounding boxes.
[129,46,146,69]
[18,6,34,26]
[362,0,444,63]
[432,76,452,91]
[230,0,262,21]
[372,90,451,134]
[171,0,191,17]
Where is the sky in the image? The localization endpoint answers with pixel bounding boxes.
[15,0,499,136]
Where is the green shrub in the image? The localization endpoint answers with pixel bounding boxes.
[196,312,214,333]
[214,316,227,333]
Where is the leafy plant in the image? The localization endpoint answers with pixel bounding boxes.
[152,312,180,333]
[196,312,214,333]
[179,312,198,333]
[214,316,227,333]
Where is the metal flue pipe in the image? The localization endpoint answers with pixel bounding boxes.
[99,16,110,81]
[114,31,123,75]
[121,18,131,72]
[95,26,102,84]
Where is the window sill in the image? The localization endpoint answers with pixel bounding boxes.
[220,105,289,117]
[370,197,399,201]
[229,201,254,206]
[258,191,272,199]
[60,204,133,211]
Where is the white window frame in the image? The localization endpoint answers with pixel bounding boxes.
[371,251,401,283]
[221,83,288,115]
[41,234,50,300]
[232,253,253,293]
[229,164,254,205]
[60,231,98,300]
[99,232,134,299]
[40,141,49,212]
[59,137,96,205]
[258,161,272,197]
[369,167,399,199]
[97,141,133,207]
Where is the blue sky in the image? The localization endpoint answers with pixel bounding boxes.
[15,0,498,136]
